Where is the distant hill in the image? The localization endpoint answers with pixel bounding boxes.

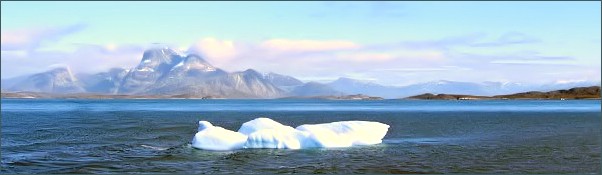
[404,93,488,100]
[281,94,383,100]
[493,86,600,99]
[405,86,600,100]
[326,78,600,99]
[288,82,344,97]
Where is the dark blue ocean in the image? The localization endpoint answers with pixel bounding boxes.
[1,99,600,173]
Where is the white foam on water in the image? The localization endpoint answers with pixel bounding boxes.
[141,144,169,151]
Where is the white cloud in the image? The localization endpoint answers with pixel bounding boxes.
[336,53,394,62]
[189,38,239,64]
[1,24,86,51]
[470,32,540,47]
[1,44,144,78]
[1,29,598,86]
[260,39,359,53]
[376,67,461,72]
[178,36,598,86]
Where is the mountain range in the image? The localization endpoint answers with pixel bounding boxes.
[327,78,600,98]
[1,47,600,99]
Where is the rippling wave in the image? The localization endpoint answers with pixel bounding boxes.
[1,99,600,173]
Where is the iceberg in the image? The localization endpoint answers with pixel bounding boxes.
[191,121,248,151]
[191,118,389,151]
[244,128,310,149]
[239,118,310,149]
[237,118,296,135]
[296,121,390,147]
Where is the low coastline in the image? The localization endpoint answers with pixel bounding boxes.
[2,86,599,100]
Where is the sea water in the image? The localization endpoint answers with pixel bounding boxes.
[1,99,600,173]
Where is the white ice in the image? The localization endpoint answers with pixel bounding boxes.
[296,121,390,147]
[191,121,248,151]
[191,118,389,151]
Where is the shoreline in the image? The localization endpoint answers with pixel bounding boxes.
[2,86,600,100]
[1,96,600,100]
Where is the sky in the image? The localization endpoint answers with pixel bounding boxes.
[1,1,600,86]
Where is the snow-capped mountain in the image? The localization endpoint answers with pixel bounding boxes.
[116,48,286,98]
[118,48,186,94]
[213,69,284,98]
[166,54,224,78]
[77,68,129,94]
[3,47,599,98]
[263,72,304,87]
[4,47,288,98]
[262,72,304,92]
[8,67,85,93]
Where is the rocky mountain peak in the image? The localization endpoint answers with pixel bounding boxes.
[243,69,261,76]
[263,72,304,87]
[46,66,77,82]
[8,66,84,93]
[138,47,183,68]
[183,54,211,65]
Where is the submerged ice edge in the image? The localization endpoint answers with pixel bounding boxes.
[191,118,390,151]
